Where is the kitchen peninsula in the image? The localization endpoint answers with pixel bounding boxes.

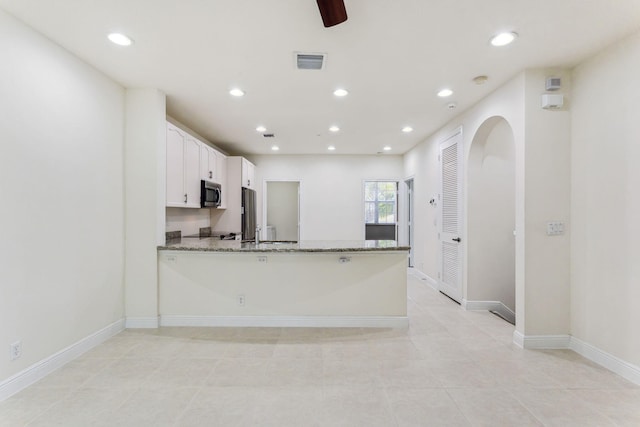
[158,239,410,328]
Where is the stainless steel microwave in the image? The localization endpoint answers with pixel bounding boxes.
[201,180,221,208]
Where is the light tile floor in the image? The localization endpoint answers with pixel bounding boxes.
[2,271,639,426]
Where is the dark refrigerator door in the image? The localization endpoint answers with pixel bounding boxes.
[241,188,256,241]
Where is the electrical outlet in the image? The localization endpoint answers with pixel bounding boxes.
[257,256,267,263]
[10,341,22,361]
[237,294,245,306]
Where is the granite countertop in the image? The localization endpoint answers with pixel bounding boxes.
[158,238,410,253]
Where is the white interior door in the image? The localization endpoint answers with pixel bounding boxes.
[439,130,463,302]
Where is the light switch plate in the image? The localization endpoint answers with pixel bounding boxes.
[546,221,565,236]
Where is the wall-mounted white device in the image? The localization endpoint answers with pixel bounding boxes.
[541,94,564,110]
[545,77,562,91]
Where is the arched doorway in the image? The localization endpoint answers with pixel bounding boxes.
[466,117,516,323]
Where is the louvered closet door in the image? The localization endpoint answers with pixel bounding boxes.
[439,130,463,303]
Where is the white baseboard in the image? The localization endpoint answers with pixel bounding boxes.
[408,268,438,291]
[512,332,571,349]
[462,300,516,324]
[512,332,640,386]
[570,336,640,386]
[160,315,409,329]
[125,316,159,329]
[513,330,525,348]
[0,318,125,402]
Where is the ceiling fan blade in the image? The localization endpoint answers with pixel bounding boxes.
[316,0,348,27]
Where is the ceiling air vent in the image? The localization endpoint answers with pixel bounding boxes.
[263,133,275,138]
[296,52,326,70]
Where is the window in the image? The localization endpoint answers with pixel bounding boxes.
[364,181,397,224]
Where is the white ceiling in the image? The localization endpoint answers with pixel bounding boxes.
[2,0,640,155]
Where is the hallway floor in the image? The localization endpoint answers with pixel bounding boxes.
[1,271,639,426]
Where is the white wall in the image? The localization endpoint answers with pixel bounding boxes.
[571,30,640,366]
[166,208,211,236]
[522,69,572,336]
[252,155,404,241]
[0,9,125,381]
[266,181,299,241]
[403,74,526,327]
[404,68,573,337]
[124,89,166,327]
[402,131,442,276]
[467,118,516,310]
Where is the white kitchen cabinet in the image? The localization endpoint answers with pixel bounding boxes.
[184,136,201,207]
[200,143,217,182]
[166,122,201,208]
[200,141,228,209]
[213,156,257,234]
[216,151,227,208]
[166,124,185,206]
[241,157,256,190]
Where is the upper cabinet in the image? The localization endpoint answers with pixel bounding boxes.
[183,136,201,206]
[166,123,200,208]
[216,151,228,209]
[241,157,256,190]
[166,121,227,209]
[200,144,217,182]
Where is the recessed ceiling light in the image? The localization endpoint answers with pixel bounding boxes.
[107,33,133,46]
[328,145,336,151]
[256,126,267,132]
[329,125,340,132]
[333,88,349,97]
[437,89,453,98]
[383,146,392,151]
[402,126,413,133]
[229,88,245,97]
[271,145,279,151]
[490,32,518,47]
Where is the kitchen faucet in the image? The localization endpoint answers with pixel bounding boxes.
[255,225,261,244]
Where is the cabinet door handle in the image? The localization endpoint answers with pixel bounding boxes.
[248,179,251,186]
[452,237,461,242]
[184,194,188,203]
[209,171,212,179]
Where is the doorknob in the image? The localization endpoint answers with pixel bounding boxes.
[452,237,461,242]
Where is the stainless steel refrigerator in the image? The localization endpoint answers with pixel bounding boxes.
[241,187,256,241]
